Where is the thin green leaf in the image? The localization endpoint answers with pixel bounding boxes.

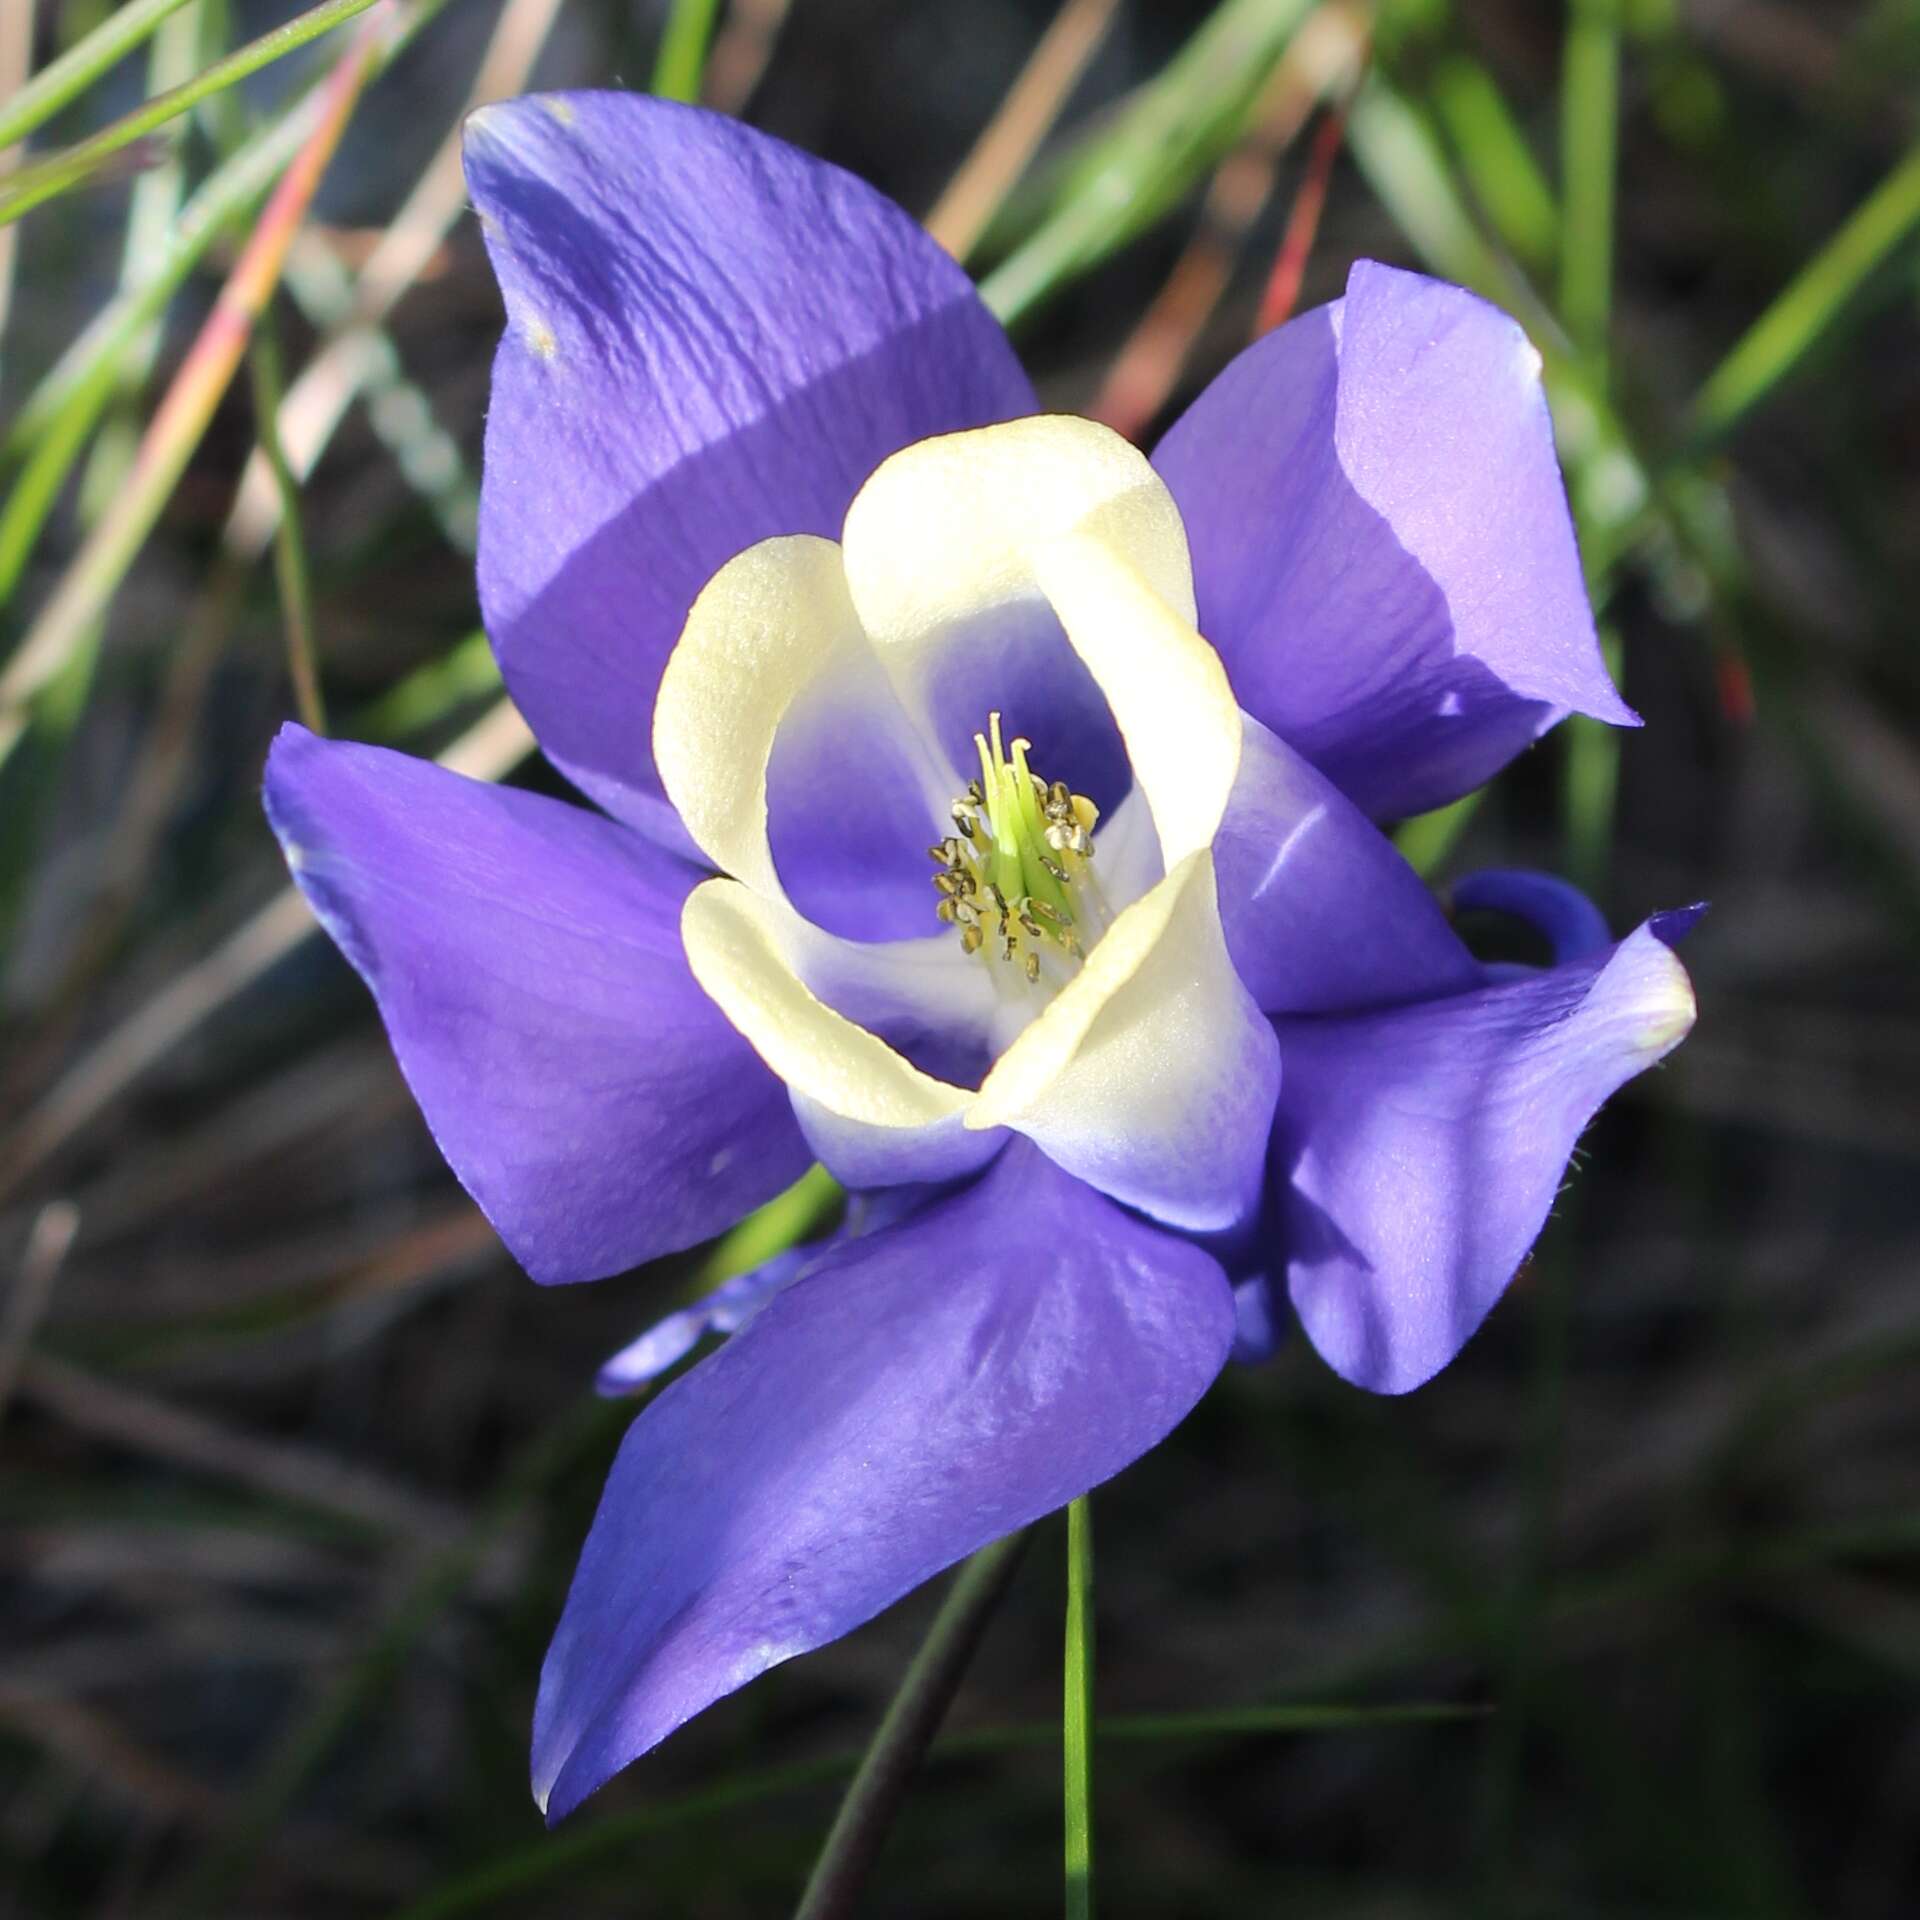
[1430,55,1558,273]
[0,0,199,155]
[1559,0,1621,361]
[1557,2,1624,885]
[248,313,324,734]
[1064,1494,1096,1920]
[979,0,1315,328]
[0,0,390,228]
[793,1531,1029,1920]
[1562,631,1624,892]
[386,1700,1481,1920]
[651,0,722,104]
[1687,134,1920,449]
[1395,791,1482,879]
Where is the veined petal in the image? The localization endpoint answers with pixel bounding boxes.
[968,852,1280,1232]
[1214,712,1479,1013]
[1154,260,1631,820]
[1274,914,1699,1394]
[465,93,1033,837]
[840,416,1232,851]
[680,878,1004,1187]
[1030,529,1241,867]
[534,1141,1235,1820]
[263,728,809,1285]
[653,533,956,941]
[595,1251,810,1396]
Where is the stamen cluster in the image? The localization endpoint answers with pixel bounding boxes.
[927,714,1100,986]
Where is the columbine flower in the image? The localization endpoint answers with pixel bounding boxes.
[262,93,1698,1820]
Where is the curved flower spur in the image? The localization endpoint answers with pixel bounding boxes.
[262,93,1699,1819]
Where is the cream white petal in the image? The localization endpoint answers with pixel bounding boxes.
[682,877,972,1132]
[840,415,1239,868]
[966,849,1279,1232]
[1029,528,1241,867]
[653,535,945,902]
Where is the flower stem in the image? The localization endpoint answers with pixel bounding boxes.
[793,1529,1029,1920]
[1064,1494,1096,1920]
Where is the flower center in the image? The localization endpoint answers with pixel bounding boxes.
[927,713,1108,990]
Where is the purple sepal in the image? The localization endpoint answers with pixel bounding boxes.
[263,726,811,1285]
[464,93,1034,837]
[1273,915,1697,1394]
[595,1250,811,1396]
[1214,712,1479,1013]
[1229,1274,1287,1366]
[1155,260,1632,821]
[533,1141,1234,1819]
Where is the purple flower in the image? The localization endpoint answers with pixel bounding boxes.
[262,93,1698,1820]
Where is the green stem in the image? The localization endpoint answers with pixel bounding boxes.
[650,0,721,104]
[249,313,325,734]
[793,1530,1029,1920]
[0,0,389,228]
[391,1702,1481,1920]
[1559,0,1620,364]
[1687,135,1920,449]
[1064,1495,1095,1920]
[0,0,199,155]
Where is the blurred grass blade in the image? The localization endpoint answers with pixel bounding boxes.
[356,630,500,738]
[793,1531,1029,1920]
[1064,1495,1095,1920]
[1345,71,1511,304]
[1563,634,1624,893]
[0,3,203,950]
[1558,1,1623,885]
[978,0,1315,329]
[1559,0,1620,362]
[1687,134,1920,449]
[1090,5,1365,438]
[0,0,392,228]
[0,22,380,763]
[0,0,30,379]
[390,1700,1481,1919]
[1429,54,1557,273]
[0,694,533,1201]
[0,79,348,606]
[925,0,1123,262]
[1395,791,1482,879]
[248,314,324,734]
[0,0,198,155]
[651,0,721,104]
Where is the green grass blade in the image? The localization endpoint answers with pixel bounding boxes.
[651,0,721,104]
[1687,134,1920,448]
[1563,630,1625,891]
[1430,55,1559,274]
[0,98,332,609]
[1559,0,1621,361]
[249,313,325,734]
[387,1700,1479,1919]
[1064,1495,1096,1920]
[979,0,1314,329]
[0,0,389,228]
[0,0,199,154]
[793,1530,1029,1920]
[1394,791,1483,880]
[1345,72,1514,304]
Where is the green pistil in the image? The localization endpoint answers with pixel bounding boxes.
[936,712,1098,985]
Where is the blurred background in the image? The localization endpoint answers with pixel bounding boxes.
[2,0,1918,1913]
